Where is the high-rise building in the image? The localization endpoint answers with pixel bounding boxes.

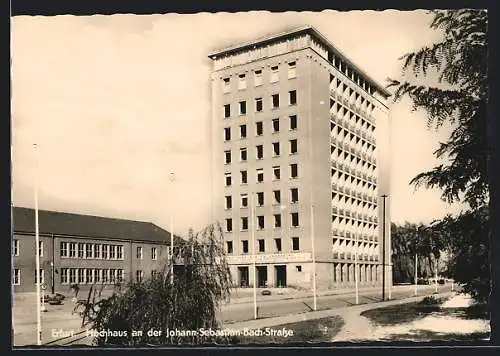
[208,26,391,291]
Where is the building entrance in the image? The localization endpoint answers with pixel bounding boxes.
[256,266,268,287]
[238,266,249,287]
[275,265,287,287]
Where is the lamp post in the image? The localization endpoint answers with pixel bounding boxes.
[381,194,388,301]
[355,218,359,305]
[169,172,175,285]
[311,204,317,311]
[414,226,419,297]
[251,193,257,319]
[33,143,42,345]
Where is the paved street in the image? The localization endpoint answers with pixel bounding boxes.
[219,284,450,325]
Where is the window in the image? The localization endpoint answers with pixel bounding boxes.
[275,238,282,252]
[291,188,299,203]
[290,139,298,154]
[117,245,123,260]
[296,265,302,272]
[272,118,280,133]
[137,246,143,259]
[270,65,279,83]
[272,142,280,156]
[224,150,231,164]
[256,145,263,159]
[136,270,144,282]
[241,217,249,230]
[60,268,69,284]
[271,94,280,109]
[69,242,76,258]
[60,242,68,258]
[288,61,296,79]
[94,244,101,259]
[151,270,158,278]
[225,195,232,209]
[274,214,282,228]
[69,269,77,284]
[290,115,297,130]
[290,163,298,178]
[273,190,281,204]
[78,243,85,258]
[240,124,247,138]
[78,269,86,284]
[224,104,231,118]
[254,70,263,86]
[35,269,45,284]
[257,192,264,206]
[258,239,265,252]
[292,237,300,251]
[241,194,248,208]
[240,148,247,161]
[273,166,281,180]
[109,245,116,259]
[94,269,101,283]
[226,218,233,232]
[257,216,265,230]
[256,121,263,136]
[238,74,246,90]
[242,240,249,254]
[240,170,248,184]
[239,101,247,115]
[36,241,44,257]
[224,127,231,141]
[291,213,300,227]
[289,90,297,105]
[226,241,233,254]
[13,269,20,285]
[151,247,157,260]
[102,245,109,260]
[225,173,232,186]
[256,168,264,183]
[109,269,116,283]
[222,77,230,93]
[255,98,263,112]
[86,243,93,259]
[86,269,93,284]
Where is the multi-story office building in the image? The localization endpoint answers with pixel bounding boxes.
[11,207,173,293]
[209,26,391,291]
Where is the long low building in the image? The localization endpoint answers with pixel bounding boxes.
[11,206,174,293]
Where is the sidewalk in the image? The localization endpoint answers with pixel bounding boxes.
[223,291,454,331]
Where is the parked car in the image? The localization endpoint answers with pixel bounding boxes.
[261,289,272,296]
[417,278,429,285]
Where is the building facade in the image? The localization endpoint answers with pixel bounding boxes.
[209,26,391,291]
[11,207,173,293]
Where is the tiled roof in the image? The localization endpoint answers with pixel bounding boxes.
[12,206,176,244]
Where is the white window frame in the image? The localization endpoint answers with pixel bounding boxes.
[137,246,143,260]
[13,268,20,285]
[13,239,19,256]
[117,245,123,260]
[35,269,45,285]
[241,194,248,208]
[151,247,158,260]
[254,70,263,86]
[60,268,69,285]
[94,244,101,259]
[238,74,247,90]
[288,61,297,79]
[270,66,279,83]
[222,77,230,93]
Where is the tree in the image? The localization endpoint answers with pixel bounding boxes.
[74,223,234,346]
[387,10,489,302]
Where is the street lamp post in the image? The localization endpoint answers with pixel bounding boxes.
[381,194,388,301]
[33,143,42,345]
[169,172,175,285]
[414,227,419,297]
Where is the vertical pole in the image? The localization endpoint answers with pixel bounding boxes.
[51,233,55,295]
[169,172,175,285]
[435,257,438,293]
[251,193,257,319]
[311,204,317,311]
[414,252,418,296]
[381,194,387,301]
[355,219,359,305]
[34,143,42,345]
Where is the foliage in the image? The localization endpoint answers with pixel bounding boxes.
[74,223,233,346]
[420,295,444,306]
[387,9,489,303]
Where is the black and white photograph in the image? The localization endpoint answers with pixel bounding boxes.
[10,8,490,347]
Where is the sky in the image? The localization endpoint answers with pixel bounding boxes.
[11,10,465,234]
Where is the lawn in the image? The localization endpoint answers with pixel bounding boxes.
[234,316,345,344]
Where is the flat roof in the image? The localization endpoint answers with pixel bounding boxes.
[208,25,391,98]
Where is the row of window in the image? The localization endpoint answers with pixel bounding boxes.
[225,212,300,232]
[225,188,299,210]
[329,77,376,115]
[12,240,43,257]
[223,91,297,118]
[225,165,298,187]
[12,268,45,285]
[330,101,375,134]
[224,115,298,140]
[59,268,124,284]
[331,169,377,191]
[226,236,300,254]
[224,144,300,164]
[222,62,297,93]
[331,262,379,283]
